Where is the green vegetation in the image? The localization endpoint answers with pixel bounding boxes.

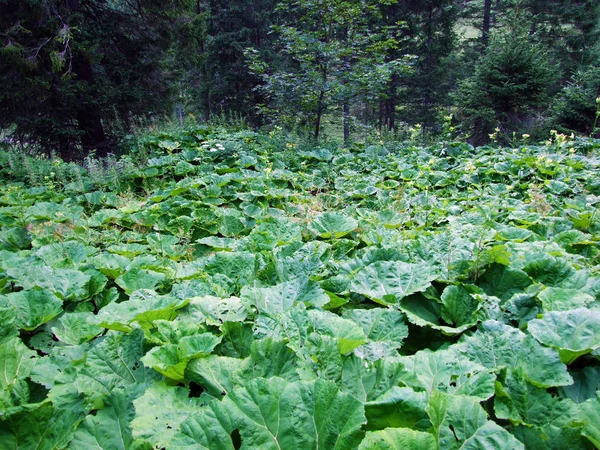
[1,126,600,448]
[2,1,600,448]
[2,0,600,158]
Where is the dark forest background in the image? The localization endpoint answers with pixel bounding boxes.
[1,0,599,160]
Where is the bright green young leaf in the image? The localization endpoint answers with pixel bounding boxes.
[528,308,600,364]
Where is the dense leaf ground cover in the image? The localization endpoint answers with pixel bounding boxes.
[1,128,600,449]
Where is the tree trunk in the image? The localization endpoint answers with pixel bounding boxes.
[482,0,492,50]
[65,0,107,158]
[72,54,108,158]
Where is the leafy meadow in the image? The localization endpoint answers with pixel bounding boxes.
[1,128,600,449]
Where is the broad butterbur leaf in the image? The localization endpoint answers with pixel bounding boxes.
[131,382,205,449]
[95,291,188,332]
[309,212,358,239]
[456,320,572,388]
[426,390,524,450]
[141,333,221,382]
[115,269,167,295]
[359,428,436,450]
[224,377,366,450]
[399,348,495,401]
[528,308,600,364]
[0,288,62,331]
[579,394,600,448]
[350,261,438,305]
[68,390,133,450]
[241,277,329,316]
[170,401,235,449]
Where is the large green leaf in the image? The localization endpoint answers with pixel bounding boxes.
[440,284,481,327]
[309,212,358,239]
[343,307,409,360]
[52,312,103,345]
[456,320,572,388]
[350,261,438,305]
[147,232,186,259]
[359,428,436,450]
[398,348,496,401]
[580,394,600,448]
[0,336,37,409]
[0,288,63,331]
[204,251,257,289]
[95,291,189,332]
[141,333,221,382]
[494,369,578,427]
[36,241,96,269]
[426,390,524,450]
[72,330,156,403]
[559,367,600,403]
[170,401,235,449]
[224,377,366,450]
[538,287,595,311]
[115,269,167,295]
[0,402,81,450]
[241,277,329,315]
[501,370,589,449]
[6,266,92,301]
[363,386,429,431]
[528,308,600,364]
[478,264,532,303]
[185,295,248,325]
[131,382,206,449]
[307,309,368,354]
[68,390,134,450]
